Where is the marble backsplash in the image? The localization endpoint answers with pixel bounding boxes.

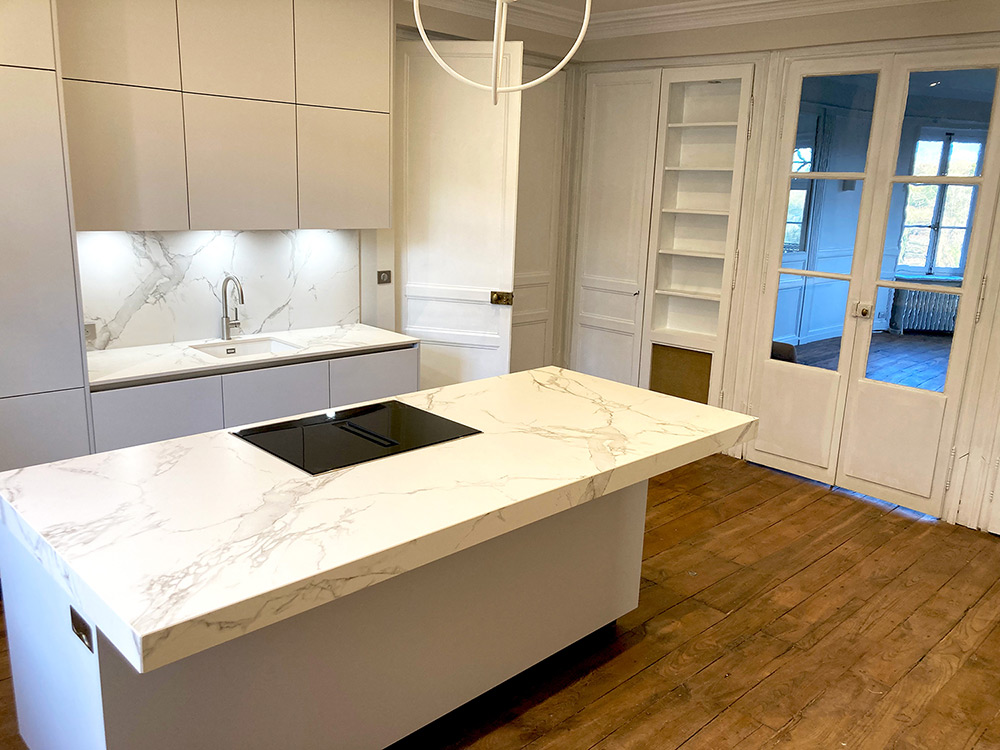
[77,230,361,350]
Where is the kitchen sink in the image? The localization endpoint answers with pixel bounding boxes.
[190,336,303,359]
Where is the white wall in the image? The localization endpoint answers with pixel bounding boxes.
[577,0,1000,62]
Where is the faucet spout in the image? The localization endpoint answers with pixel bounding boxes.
[220,274,245,341]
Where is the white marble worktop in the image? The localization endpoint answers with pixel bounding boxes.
[87,324,419,390]
[0,367,756,673]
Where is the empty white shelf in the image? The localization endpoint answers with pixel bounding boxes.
[654,288,722,302]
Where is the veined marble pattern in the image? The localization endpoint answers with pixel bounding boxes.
[86,324,419,389]
[77,230,361,350]
[0,367,757,673]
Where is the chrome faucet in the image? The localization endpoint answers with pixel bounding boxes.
[220,273,245,341]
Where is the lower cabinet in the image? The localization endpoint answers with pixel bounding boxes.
[330,347,420,408]
[91,346,420,451]
[222,361,329,428]
[91,377,224,453]
[0,389,91,471]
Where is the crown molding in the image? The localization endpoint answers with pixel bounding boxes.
[587,0,942,39]
[417,0,942,40]
[416,0,584,37]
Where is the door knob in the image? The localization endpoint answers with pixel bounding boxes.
[853,301,873,319]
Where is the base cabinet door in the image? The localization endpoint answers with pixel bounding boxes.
[92,377,224,452]
[0,390,91,471]
[329,347,420,407]
[221,361,330,428]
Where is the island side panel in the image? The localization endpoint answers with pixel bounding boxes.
[97,482,647,750]
[0,526,108,750]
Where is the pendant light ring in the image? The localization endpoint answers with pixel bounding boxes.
[412,0,592,100]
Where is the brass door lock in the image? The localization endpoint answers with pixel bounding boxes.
[490,291,514,306]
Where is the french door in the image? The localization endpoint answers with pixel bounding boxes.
[747,49,1000,516]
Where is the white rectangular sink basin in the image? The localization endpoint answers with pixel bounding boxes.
[191,337,303,359]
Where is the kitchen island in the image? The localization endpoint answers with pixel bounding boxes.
[0,367,756,750]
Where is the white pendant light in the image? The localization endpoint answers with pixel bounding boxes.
[413,0,592,104]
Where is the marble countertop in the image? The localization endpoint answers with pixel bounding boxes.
[87,324,420,390]
[0,367,756,673]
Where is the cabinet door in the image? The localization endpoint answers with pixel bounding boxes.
[570,69,662,386]
[298,106,390,229]
[0,390,91,471]
[294,0,390,112]
[55,0,180,88]
[185,94,298,230]
[0,0,54,69]
[92,377,224,452]
[177,0,294,102]
[329,348,420,408]
[0,67,86,398]
[222,361,329,428]
[63,81,189,231]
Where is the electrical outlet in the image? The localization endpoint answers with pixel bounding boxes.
[377,270,392,285]
[84,323,97,343]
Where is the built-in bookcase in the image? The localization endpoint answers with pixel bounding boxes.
[641,65,754,403]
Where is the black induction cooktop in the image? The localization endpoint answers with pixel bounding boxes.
[233,400,481,475]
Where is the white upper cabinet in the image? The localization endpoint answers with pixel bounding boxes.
[177,0,294,102]
[185,94,298,230]
[0,0,55,69]
[298,106,390,229]
[55,0,181,88]
[0,67,86,398]
[295,0,390,112]
[63,80,189,231]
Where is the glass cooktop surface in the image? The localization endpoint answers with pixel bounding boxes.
[233,400,481,475]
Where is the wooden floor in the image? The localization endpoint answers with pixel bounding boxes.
[5,456,1000,748]
[796,332,951,391]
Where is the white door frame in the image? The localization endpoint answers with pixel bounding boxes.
[744,47,1000,517]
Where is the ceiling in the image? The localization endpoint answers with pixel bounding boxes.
[422,0,946,39]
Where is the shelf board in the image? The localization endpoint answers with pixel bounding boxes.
[662,207,729,217]
[666,121,739,129]
[664,166,734,172]
[654,288,722,302]
[648,328,718,352]
[659,248,726,259]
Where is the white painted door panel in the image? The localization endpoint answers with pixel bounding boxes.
[0,390,91,471]
[753,360,840,471]
[0,67,86,398]
[329,347,420,407]
[840,380,946,498]
[571,69,661,386]
[92,378,224,452]
[396,41,521,389]
[222,361,330,428]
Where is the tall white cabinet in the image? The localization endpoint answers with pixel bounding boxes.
[569,69,662,386]
[570,64,753,404]
[0,5,91,471]
[641,65,754,404]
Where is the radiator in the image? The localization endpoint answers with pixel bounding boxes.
[889,288,959,333]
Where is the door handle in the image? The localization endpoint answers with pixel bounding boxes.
[490,291,514,306]
[853,301,873,319]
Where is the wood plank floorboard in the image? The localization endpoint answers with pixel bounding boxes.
[3,457,1000,749]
